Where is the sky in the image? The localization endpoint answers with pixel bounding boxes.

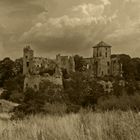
[0,0,140,59]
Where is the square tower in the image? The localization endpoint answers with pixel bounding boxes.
[23,45,34,75]
[93,41,112,77]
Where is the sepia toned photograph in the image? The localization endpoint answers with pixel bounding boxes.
[0,0,140,139]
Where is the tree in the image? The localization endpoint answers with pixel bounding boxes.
[0,57,15,86]
[119,54,131,80]
[113,79,125,97]
[130,58,140,80]
[64,72,104,106]
[1,74,24,103]
[14,58,23,75]
[13,80,64,115]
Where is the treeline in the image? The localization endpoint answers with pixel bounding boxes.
[0,57,23,87]
[0,54,140,119]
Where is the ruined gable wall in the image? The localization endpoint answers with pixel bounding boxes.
[24,74,63,91]
[56,54,75,73]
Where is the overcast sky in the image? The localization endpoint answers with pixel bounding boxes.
[0,0,140,59]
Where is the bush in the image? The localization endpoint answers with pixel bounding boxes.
[63,72,104,106]
[96,94,140,111]
[42,102,67,115]
[0,75,24,103]
[13,81,65,118]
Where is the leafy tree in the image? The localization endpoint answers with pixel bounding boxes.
[113,80,125,97]
[13,81,64,117]
[64,72,104,106]
[97,94,140,111]
[119,55,140,80]
[13,88,45,117]
[39,80,64,103]
[0,57,15,86]
[14,58,23,75]
[130,58,140,80]
[1,74,24,103]
[119,54,131,80]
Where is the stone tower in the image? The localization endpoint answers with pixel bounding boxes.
[93,41,111,77]
[23,45,34,75]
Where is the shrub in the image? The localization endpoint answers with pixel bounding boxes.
[42,102,67,115]
[63,72,104,106]
[96,94,140,111]
[1,74,24,103]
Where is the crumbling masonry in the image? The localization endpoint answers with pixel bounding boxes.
[23,46,75,91]
[23,41,123,91]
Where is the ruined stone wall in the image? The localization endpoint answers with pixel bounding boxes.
[99,80,113,93]
[24,74,63,91]
[111,56,123,77]
[56,54,75,73]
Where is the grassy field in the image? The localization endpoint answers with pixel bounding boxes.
[0,111,140,140]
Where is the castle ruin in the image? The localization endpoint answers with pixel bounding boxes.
[23,41,123,91]
[23,46,75,91]
[84,41,123,77]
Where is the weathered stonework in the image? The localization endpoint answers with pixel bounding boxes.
[56,54,75,73]
[111,55,123,77]
[84,41,123,78]
[24,74,63,91]
[23,41,123,92]
[23,46,74,91]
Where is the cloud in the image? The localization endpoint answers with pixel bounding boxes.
[100,0,111,5]
[0,0,140,59]
[72,3,105,17]
[20,3,118,57]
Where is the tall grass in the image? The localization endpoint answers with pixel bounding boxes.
[0,111,140,140]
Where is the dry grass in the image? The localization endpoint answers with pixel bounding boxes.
[0,111,140,140]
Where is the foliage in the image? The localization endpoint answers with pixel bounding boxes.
[112,80,125,97]
[39,80,64,103]
[0,57,23,87]
[0,58,15,87]
[14,58,23,75]
[0,74,24,103]
[42,102,67,115]
[64,72,104,106]
[13,81,64,117]
[97,94,140,111]
[119,54,140,80]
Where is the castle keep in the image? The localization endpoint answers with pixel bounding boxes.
[23,41,123,91]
